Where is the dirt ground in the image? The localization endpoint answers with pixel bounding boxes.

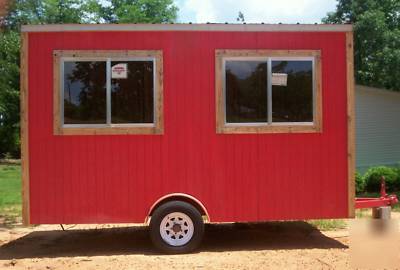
[3,212,400,269]
[0,220,353,270]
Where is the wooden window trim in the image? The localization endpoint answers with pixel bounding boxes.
[215,49,322,134]
[53,50,164,135]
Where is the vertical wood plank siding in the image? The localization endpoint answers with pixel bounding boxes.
[26,31,350,224]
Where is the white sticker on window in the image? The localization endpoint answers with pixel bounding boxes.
[111,63,128,79]
[272,73,288,86]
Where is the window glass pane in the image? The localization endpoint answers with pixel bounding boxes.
[225,61,268,123]
[63,61,107,124]
[111,61,154,123]
[271,60,313,122]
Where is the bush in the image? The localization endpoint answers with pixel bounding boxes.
[355,172,365,194]
[364,166,399,192]
[396,166,400,179]
[395,166,400,189]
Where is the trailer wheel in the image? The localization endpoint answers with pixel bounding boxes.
[149,201,204,254]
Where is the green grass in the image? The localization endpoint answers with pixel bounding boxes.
[307,219,347,231]
[355,209,371,218]
[0,164,21,225]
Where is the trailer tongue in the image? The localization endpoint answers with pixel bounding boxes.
[355,176,398,210]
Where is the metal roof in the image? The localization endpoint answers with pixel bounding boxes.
[21,23,352,33]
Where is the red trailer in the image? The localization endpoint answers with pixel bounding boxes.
[20,23,355,253]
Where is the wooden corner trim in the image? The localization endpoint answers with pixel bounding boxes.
[215,49,322,134]
[20,32,30,225]
[346,31,356,218]
[53,50,164,135]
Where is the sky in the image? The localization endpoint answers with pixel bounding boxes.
[175,0,338,24]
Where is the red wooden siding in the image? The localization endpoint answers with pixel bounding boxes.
[27,31,348,224]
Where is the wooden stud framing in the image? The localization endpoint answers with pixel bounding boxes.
[215,49,322,134]
[346,32,355,218]
[53,50,164,135]
[20,32,30,225]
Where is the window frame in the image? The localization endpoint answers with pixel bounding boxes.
[53,50,163,135]
[215,49,322,134]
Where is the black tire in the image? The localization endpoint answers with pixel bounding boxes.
[149,201,204,254]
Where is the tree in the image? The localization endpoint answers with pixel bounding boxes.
[4,0,87,30]
[323,0,400,91]
[236,11,245,23]
[4,0,178,28]
[85,0,178,23]
[0,31,20,158]
[0,0,178,158]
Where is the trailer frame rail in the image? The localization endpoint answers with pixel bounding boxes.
[355,176,398,209]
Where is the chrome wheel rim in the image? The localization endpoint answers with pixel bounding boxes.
[160,212,194,246]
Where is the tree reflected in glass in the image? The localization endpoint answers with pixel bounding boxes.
[225,61,268,123]
[63,61,107,124]
[111,61,154,123]
[272,60,313,122]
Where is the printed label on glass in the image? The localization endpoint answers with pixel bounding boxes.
[112,63,128,79]
[272,73,288,86]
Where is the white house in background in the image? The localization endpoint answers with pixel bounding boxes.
[356,85,400,172]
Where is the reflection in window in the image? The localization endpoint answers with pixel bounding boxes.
[225,61,268,123]
[272,61,313,122]
[111,61,154,123]
[63,61,107,124]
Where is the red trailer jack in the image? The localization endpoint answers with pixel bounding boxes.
[355,177,398,218]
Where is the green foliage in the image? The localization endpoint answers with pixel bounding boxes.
[85,0,178,23]
[4,0,88,30]
[323,0,400,91]
[396,167,400,181]
[307,219,347,231]
[355,171,365,194]
[363,166,399,192]
[0,31,20,158]
[4,0,178,28]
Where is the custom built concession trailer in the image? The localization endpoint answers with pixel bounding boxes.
[21,23,385,253]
